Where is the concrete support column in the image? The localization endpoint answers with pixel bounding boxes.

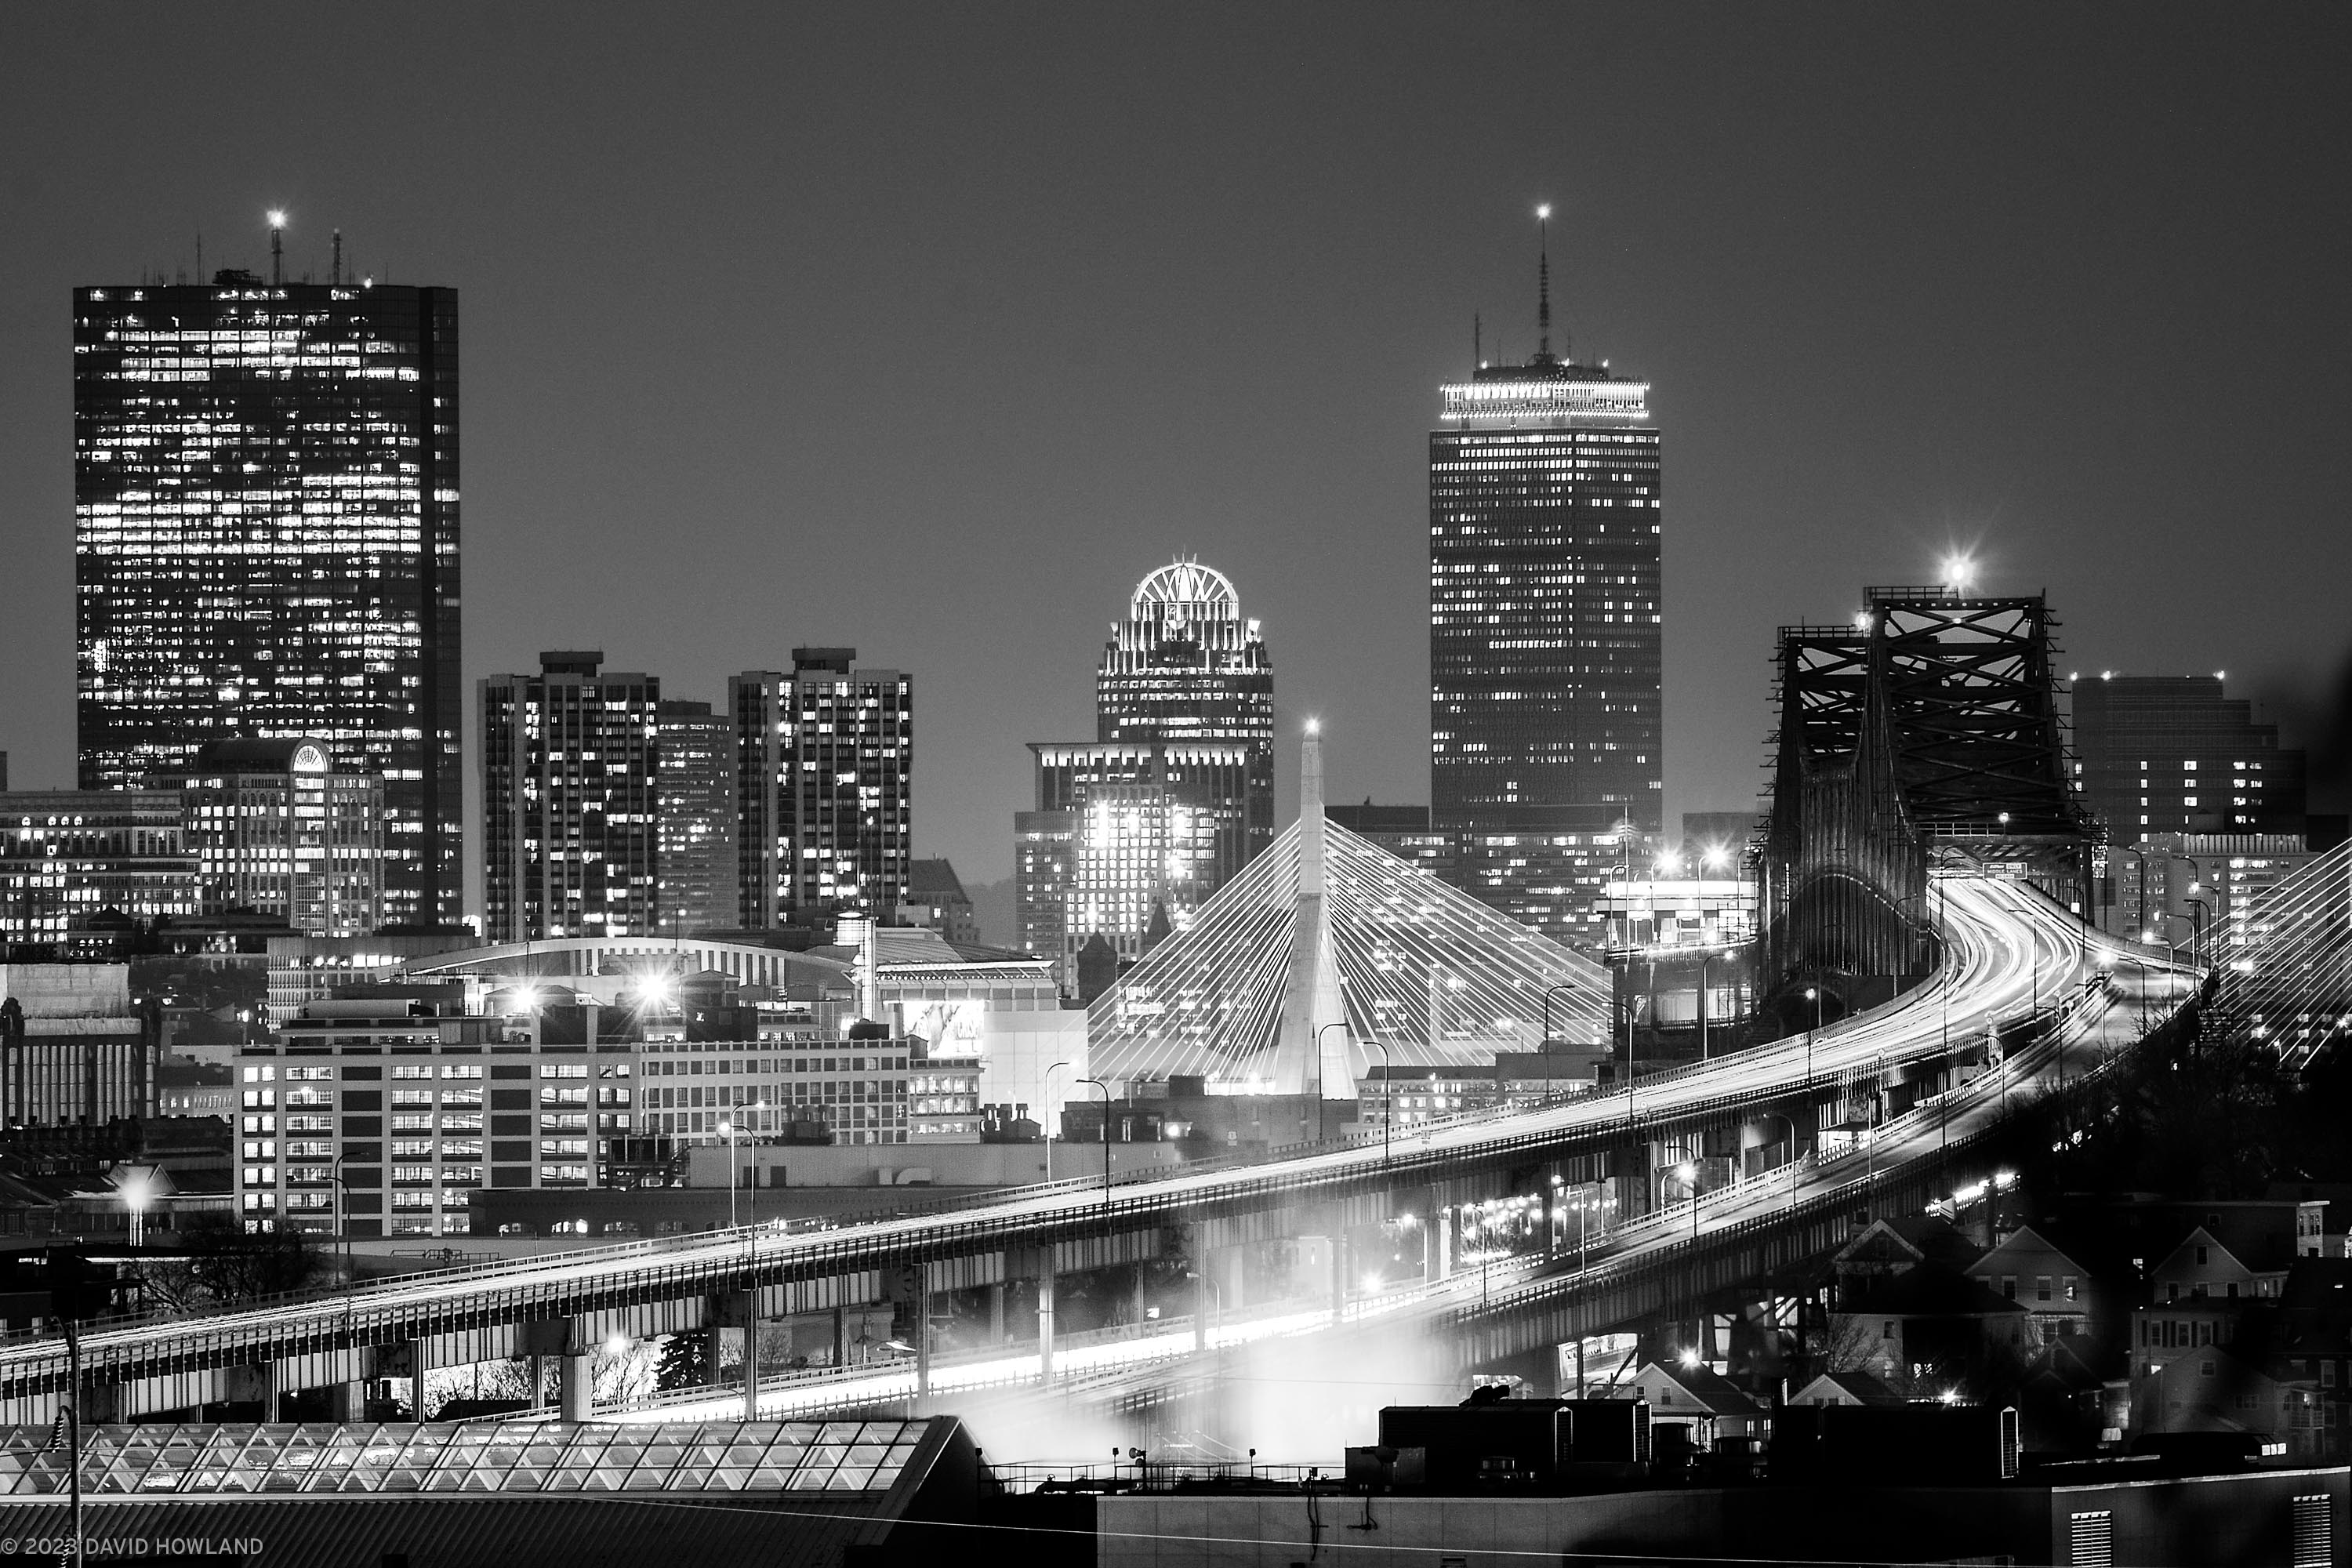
[986,1281,1007,1343]
[560,1345,593,1422]
[1216,1243,1249,1312]
[1427,1208,1454,1283]
[1542,1181,1558,1258]
[705,1324,728,1387]
[832,1305,849,1369]
[1131,1265,1149,1328]
[1036,1272,1057,1383]
[734,1292,759,1421]
[408,1338,434,1421]
[1193,1261,1211,1353]
[327,1381,368,1422]
[1330,1231,1348,1323]
[914,1284,931,1405]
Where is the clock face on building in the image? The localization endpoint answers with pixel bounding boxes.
[292,743,328,773]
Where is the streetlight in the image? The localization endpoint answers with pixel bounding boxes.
[714,1104,769,1230]
[120,1174,151,1250]
[1695,950,1723,1062]
[1803,986,1822,1156]
[1042,1060,1073,1181]
[1315,1022,1352,1133]
[1539,985,1579,1102]
[2185,897,2212,966]
[1080,1078,1112,1210]
[1673,1161,1700,1248]
[1368,1039,1393,1170]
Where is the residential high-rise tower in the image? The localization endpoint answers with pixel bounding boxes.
[731,651,912,925]
[656,699,737,937]
[1429,218,1661,945]
[74,253,460,927]
[479,653,659,942]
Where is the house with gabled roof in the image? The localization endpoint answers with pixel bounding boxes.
[2151,1225,2276,1304]
[1789,1368,1905,1408]
[1965,1224,2099,1342]
[1617,1359,1765,1443]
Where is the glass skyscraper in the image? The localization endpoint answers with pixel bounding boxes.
[1429,286,1662,946]
[74,269,461,928]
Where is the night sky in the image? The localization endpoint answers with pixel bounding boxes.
[3,5,2347,916]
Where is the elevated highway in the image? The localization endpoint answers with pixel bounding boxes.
[0,876,2190,1424]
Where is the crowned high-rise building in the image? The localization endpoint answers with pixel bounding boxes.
[1018,562,1274,984]
[74,235,460,928]
[1429,213,1662,946]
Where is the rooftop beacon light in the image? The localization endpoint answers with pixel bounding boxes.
[1940,553,1977,596]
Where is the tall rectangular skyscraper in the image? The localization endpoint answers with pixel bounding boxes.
[656,698,738,937]
[479,653,659,942]
[731,650,912,924]
[1429,252,1661,946]
[74,262,460,928]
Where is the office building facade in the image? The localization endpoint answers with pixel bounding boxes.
[2070,675,2309,935]
[731,651,913,925]
[478,653,660,943]
[74,272,460,928]
[159,739,384,936]
[656,699,736,937]
[0,964,159,1126]
[1429,264,1661,946]
[0,791,199,946]
[1017,564,1274,982]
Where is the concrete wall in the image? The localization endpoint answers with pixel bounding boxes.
[1097,1475,2350,1568]
[682,1138,1183,1189]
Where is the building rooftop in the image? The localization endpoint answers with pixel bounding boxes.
[0,1418,937,1497]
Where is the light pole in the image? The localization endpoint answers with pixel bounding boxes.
[1803,986,1821,1157]
[1315,1022,1352,1138]
[715,1105,768,1231]
[1080,1078,1112,1210]
[1695,952,1719,1062]
[1673,1161,1700,1248]
[2186,896,2212,966]
[1042,1060,1072,1182]
[1369,1040,1393,1170]
[1539,984,1577,1102]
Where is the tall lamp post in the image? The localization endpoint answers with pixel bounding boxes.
[1803,985,1821,1157]
[1080,1078,1112,1210]
[1369,1039,1393,1170]
[715,1104,769,1231]
[1315,1022,1352,1142]
[1539,985,1577,1102]
[1042,1060,1072,1182]
[2186,896,2212,966]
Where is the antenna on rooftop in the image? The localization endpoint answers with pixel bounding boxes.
[1473,311,1482,370]
[267,209,288,286]
[1536,204,1552,361]
[332,230,343,286]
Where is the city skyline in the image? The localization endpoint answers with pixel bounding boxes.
[2,7,2348,912]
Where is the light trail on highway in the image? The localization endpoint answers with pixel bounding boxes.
[0,874,2197,1402]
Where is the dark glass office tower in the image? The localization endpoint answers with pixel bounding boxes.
[1429,247,1661,946]
[74,265,461,928]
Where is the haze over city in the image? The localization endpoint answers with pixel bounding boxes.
[3,5,2347,916]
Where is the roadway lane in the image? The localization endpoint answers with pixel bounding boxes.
[0,876,2193,1398]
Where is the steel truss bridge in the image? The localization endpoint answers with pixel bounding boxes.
[1759,586,2093,1033]
[0,875,2192,1428]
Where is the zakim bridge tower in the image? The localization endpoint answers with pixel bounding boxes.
[1088,727,1611,1097]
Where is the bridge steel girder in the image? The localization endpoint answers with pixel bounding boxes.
[1759,590,2093,1029]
